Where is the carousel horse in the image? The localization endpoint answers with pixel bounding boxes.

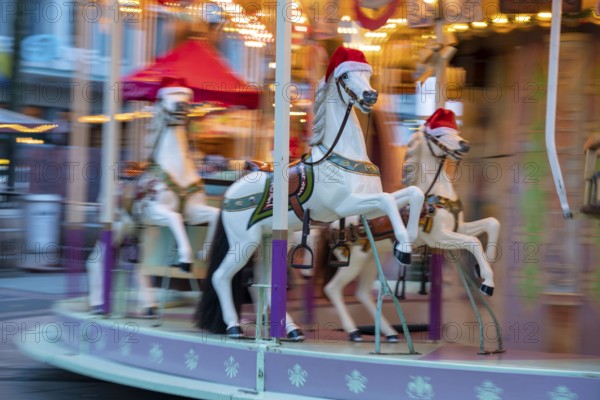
[134,79,219,270]
[323,108,500,341]
[195,47,424,340]
[85,78,219,314]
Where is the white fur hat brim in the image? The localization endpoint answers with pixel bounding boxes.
[333,61,373,79]
[426,126,458,136]
[157,86,193,99]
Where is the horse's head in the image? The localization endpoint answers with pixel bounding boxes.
[156,82,193,126]
[335,70,378,114]
[421,108,469,161]
[324,47,377,114]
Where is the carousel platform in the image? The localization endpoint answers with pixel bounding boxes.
[16,297,600,400]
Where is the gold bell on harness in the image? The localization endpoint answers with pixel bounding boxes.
[421,214,434,233]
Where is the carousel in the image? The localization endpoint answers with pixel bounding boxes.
[16,0,600,399]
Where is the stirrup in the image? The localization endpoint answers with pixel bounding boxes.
[291,209,314,269]
[328,218,351,268]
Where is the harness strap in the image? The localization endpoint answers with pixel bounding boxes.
[146,164,204,213]
[427,195,463,232]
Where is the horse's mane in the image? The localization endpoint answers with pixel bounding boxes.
[402,129,424,187]
[145,104,167,151]
[309,78,328,146]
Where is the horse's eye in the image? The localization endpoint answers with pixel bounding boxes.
[341,73,349,80]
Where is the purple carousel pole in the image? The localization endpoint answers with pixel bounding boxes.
[428,251,443,341]
[270,0,292,339]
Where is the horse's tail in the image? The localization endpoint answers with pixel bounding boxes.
[194,212,245,333]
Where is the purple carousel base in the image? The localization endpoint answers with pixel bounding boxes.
[15,299,600,400]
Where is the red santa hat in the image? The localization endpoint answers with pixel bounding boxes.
[325,47,373,82]
[424,108,459,136]
[156,76,192,99]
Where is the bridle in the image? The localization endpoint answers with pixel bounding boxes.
[424,131,465,161]
[147,99,191,163]
[422,131,465,197]
[302,73,373,166]
[158,102,190,127]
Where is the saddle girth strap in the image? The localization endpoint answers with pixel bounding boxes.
[330,216,395,245]
[289,198,330,227]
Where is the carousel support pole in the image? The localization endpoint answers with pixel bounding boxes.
[434,20,446,110]
[428,251,443,341]
[455,258,487,354]
[100,3,123,315]
[545,0,572,219]
[463,262,505,353]
[270,0,292,339]
[361,216,417,355]
[304,274,315,325]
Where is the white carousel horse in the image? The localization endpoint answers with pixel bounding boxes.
[86,83,219,314]
[135,84,219,270]
[196,47,424,339]
[323,109,500,341]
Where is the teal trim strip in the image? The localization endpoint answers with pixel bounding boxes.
[222,193,262,212]
[318,144,380,176]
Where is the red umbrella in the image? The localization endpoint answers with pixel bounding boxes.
[122,39,261,109]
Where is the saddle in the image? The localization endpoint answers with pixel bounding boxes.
[245,159,323,226]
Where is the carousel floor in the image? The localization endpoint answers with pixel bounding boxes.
[16,297,600,400]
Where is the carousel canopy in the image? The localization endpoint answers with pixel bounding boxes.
[0,108,57,133]
[122,39,261,109]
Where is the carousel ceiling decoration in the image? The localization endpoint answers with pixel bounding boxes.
[353,0,400,30]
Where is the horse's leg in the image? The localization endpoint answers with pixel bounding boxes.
[424,231,495,295]
[211,251,253,330]
[143,202,193,265]
[135,267,157,311]
[336,193,414,263]
[457,218,501,263]
[390,186,425,242]
[86,241,105,311]
[183,198,220,262]
[354,245,400,339]
[324,245,367,338]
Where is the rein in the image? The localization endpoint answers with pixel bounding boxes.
[302,100,354,166]
[147,105,190,164]
[302,76,369,166]
[423,132,447,197]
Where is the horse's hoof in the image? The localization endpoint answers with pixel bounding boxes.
[386,335,400,343]
[287,329,305,342]
[394,248,412,265]
[176,262,191,273]
[474,263,481,279]
[90,305,106,316]
[144,306,159,319]
[349,330,363,342]
[480,284,494,296]
[226,326,244,338]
